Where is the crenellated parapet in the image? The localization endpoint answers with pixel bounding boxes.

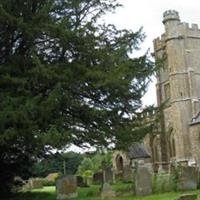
[178,22,200,37]
[153,34,166,52]
[154,11,200,52]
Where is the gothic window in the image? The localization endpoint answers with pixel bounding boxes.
[169,129,176,158]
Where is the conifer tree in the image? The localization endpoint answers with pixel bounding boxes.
[0,0,154,194]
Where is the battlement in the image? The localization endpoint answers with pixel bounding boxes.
[154,12,200,52]
[179,22,200,31]
[178,22,200,36]
[153,34,166,51]
[163,10,180,24]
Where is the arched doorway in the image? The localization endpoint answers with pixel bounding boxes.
[116,154,124,172]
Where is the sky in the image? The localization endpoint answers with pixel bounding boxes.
[68,0,200,152]
[104,0,200,107]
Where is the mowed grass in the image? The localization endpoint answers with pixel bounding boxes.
[14,183,200,200]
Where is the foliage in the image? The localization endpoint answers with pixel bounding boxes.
[30,152,83,177]
[82,170,93,178]
[77,157,94,176]
[42,179,56,187]
[0,0,154,195]
[77,151,113,177]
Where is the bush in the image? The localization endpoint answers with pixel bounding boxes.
[42,179,56,187]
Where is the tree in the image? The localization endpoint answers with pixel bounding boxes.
[0,0,154,195]
[30,152,83,177]
[77,157,94,176]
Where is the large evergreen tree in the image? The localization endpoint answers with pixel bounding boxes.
[0,0,154,194]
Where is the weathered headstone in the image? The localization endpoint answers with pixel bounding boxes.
[28,178,43,189]
[101,182,115,199]
[153,172,174,193]
[175,193,197,200]
[56,175,77,200]
[93,172,103,185]
[135,166,152,196]
[123,165,133,182]
[85,176,93,186]
[177,166,198,191]
[103,167,114,184]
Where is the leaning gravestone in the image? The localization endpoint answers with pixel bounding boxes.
[56,175,77,200]
[135,166,152,196]
[175,193,197,200]
[101,182,115,199]
[177,166,198,191]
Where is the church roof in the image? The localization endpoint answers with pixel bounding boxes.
[127,143,151,159]
[190,112,200,126]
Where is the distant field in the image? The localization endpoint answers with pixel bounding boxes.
[13,184,200,200]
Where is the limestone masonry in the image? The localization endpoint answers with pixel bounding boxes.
[153,10,200,167]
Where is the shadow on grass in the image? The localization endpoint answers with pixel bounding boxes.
[12,191,56,200]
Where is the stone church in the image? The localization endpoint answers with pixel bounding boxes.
[152,10,200,167]
[113,10,200,173]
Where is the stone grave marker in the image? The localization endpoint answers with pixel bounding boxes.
[135,166,152,196]
[28,178,43,189]
[177,166,198,191]
[103,167,114,184]
[56,175,77,199]
[123,165,133,182]
[101,182,115,199]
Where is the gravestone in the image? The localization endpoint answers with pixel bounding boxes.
[93,172,103,185]
[123,165,133,182]
[56,175,77,199]
[103,167,114,183]
[175,193,197,200]
[101,182,115,199]
[135,166,152,196]
[28,178,43,189]
[177,166,198,191]
[153,172,174,193]
[85,176,93,186]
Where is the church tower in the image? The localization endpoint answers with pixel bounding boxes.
[154,10,200,165]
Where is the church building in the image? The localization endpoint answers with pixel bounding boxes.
[153,10,200,166]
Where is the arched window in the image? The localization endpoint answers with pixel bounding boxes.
[169,128,176,158]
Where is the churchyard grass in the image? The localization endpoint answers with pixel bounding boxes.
[14,184,200,200]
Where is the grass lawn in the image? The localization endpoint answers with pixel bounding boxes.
[13,183,200,200]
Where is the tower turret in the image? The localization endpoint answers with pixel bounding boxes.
[162,10,180,24]
[162,10,180,38]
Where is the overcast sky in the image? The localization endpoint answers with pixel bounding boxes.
[104,0,200,107]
